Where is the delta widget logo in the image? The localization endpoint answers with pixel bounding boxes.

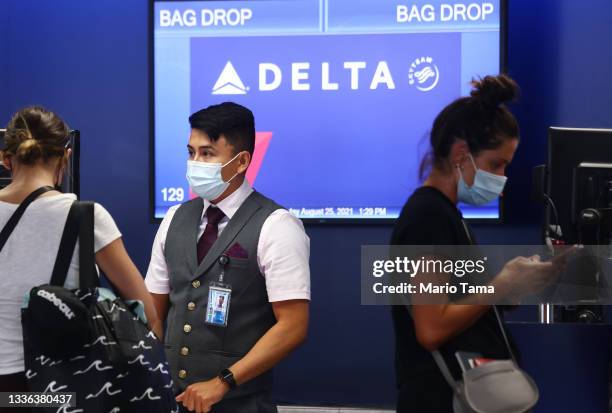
[212,61,249,95]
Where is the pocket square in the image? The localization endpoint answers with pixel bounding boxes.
[226,242,249,259]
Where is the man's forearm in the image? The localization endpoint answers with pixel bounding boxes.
[150,293,170,340]
[229,320,307,386]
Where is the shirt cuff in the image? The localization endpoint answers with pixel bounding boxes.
[268,290,311,302]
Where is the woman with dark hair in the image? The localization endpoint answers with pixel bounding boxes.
[390,75,563,412]
[0,106,162,404]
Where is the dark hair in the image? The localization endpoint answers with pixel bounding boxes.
[419,74,520,179]
[3,106,70,165]
[188,102,255,155]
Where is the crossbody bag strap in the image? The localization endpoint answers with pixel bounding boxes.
[407,218,519,390]
[402,219,477,389]
[492,305,518,363]
[0,186,55,253]
[461,218,518,363]
[432,350,459,388]
[406,305,459,388]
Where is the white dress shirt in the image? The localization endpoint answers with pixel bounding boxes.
[145,179,311,302]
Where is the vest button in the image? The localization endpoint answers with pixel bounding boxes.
[192,280,201,288]
[187,302,196,311]
[178,369,187,379]
[180,346,189,356]
[183,324,192,333]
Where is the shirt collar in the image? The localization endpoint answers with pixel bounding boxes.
[202,178,253,221]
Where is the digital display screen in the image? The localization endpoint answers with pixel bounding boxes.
[152,0,503,220]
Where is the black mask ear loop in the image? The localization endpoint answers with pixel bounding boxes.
[54,139,71,191]
[54,165,63,191]
[1,153,12,179]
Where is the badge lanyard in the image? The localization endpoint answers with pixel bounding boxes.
[205,254,232,327]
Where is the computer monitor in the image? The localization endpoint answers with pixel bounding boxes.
[547,127,612,244]
[0,129,81,195]
[544,127,612,322]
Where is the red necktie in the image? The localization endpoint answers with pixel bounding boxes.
[197,206,226,264]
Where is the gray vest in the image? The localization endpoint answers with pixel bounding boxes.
[164,191,282,398]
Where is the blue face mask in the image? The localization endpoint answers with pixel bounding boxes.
[457,154,507,206]
[186,153,241,201]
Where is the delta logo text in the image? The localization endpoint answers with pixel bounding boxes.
[211,58,441,95]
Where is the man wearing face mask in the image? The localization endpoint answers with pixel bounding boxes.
[145,102,310,413]
[390,75,564,413]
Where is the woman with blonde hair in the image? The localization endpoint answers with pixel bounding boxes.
[0,106,161,403]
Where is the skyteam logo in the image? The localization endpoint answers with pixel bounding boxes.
[408,57,440,92]
[212,61,249,95]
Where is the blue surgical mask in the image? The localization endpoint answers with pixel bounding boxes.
[186,153,240,201]
[457,154,507,206]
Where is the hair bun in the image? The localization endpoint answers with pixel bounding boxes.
[4,106,70,166]
[16,138,44,165]
[470,74,519,108]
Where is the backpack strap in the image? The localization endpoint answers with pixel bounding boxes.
[0,186,55,253]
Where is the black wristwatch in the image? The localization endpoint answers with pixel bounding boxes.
[218,369,237,389]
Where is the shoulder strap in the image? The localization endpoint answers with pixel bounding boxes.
[49,201,99,288]
[77,201,98,289]
[432,350,459,388]
[0,186,55,253]
[432,308,517,390]
[432,316,517,387]
[425,219,517,389]
[492,305,517,362]
[50,201,80,286]
[461,218,517,362]
[405,304,459,388]
[461,218,474,245]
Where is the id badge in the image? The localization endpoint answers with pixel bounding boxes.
[205,282,232,327]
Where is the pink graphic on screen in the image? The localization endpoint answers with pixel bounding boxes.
[246,131,272,185]
[189,131,272,199]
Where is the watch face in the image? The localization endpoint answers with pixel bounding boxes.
[220,369,236,388]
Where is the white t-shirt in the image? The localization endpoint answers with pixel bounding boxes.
[0,193,121,374]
